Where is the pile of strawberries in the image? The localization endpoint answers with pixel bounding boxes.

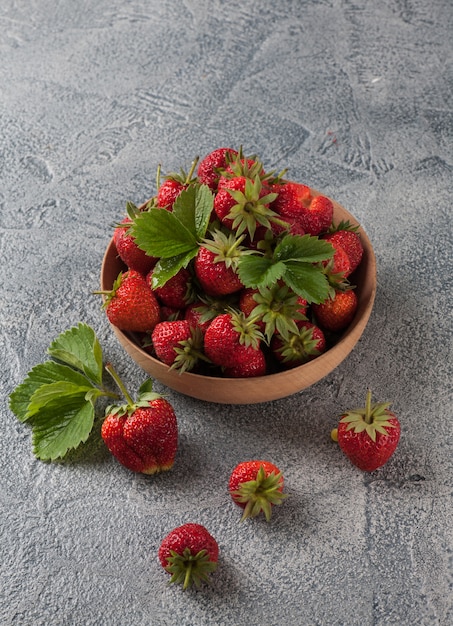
[102,147,364,377]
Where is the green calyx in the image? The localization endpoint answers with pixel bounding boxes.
[201,229,253,270]
[104,364,160,417]
[158,155,200,188]
[231,465,288,522]
[170,325,211,374]
[340,389,396,442]
[277,326,321,364]
[328,219,360,234]
[225,175,279,240]
[165,547,218,590]
[251,283,307,343]
[228,308,264,350]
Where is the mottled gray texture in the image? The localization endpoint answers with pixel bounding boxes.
[1,1,452,625]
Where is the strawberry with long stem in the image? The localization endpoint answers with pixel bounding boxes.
[101,364,178,474]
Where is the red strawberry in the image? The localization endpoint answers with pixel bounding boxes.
[184,301,216,334]
[194,230,246,297]
[299,195,334,235]
[323,225,364,273]
[203,311,263,368]
[213,175,278,240]
[197,147,238,190]
[271,181,312,217]
[322,242,351,278]
[113,217,158,275]
[147,267,192,309]
[312,288,358,332]
[273,183,333,235]
[228,460,287,521]
[151,320,206,372]
[101,373,178,474]
[99,270,160,333]
[156,158,198,210]
[271,321,326,368]
[223,344,267,377]
[333,390,401,471]
[158,523,219,589]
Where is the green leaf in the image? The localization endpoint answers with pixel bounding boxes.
[274,234,334,264]
[172,184,213,240]
[150,250,198,289]
[284,261,331,304]
[47,322,103,385]
[26,381,99,419]
[237,255,286,289]
[132,208,198,258]
[31,393,96,460]
[9,361,94,422]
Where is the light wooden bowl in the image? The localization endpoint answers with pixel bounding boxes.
[101,191,376,404]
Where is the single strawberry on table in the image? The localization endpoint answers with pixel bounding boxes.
[158,523,219,589]
[101,367,178,474]
[228,460,287,521]
[332,390,401,471]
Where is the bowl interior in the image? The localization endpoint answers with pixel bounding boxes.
[101,192,376,404]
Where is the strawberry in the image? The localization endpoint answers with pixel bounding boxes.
[333,390,401,471]
[312,288,358,332]
[228,460,287,521]
[151,320,206,372]
[213,173,278,240]
[158,523,219,589]
[156,158,199,210]
[113,216,158,275]
[271,180,312,217]
[246,283,308,343]
[271,321,326,368]
[184,300,217,334]
[194,230,246,297]
[147,267,192,309]
[323,223,364,273]
[272,182,333,235]
[98,270,160,333]
[101,372,178,474]
[223,344,267,377]
[197,147,238,190]
[203,311,263,368]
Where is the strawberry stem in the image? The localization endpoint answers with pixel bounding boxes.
[365,389,372,424]
[185,156,199,184]
[105,363,135,406]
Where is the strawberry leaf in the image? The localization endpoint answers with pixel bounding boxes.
[132,208,198,258]
[150,250,198,289]
[31,393,96,460]
[47,322,103,386]
[274,234,334,263]
[237,256,286,289]
[284,261,331,304]
[8,324,120,461]
[172,184,213,239]
[9,361,94,423]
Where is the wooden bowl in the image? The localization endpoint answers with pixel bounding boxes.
[100,192,376,404]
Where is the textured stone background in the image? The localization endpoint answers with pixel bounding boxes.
[1,1,452,625]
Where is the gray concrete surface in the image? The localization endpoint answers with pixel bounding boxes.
[1,1,452,625]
